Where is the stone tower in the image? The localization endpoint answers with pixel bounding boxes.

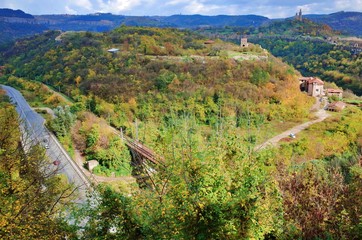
[240,37,248,47]
[299,9,302,21]
[295,9,302,21]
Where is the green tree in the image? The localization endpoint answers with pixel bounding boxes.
[49,105,76,137]
[155,70,176,91]
[81,185,142,240]
[251,67,270,86]
[81,117,284,239]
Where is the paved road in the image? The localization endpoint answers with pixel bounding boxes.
[2,85,92,203]
[255,98,330,150]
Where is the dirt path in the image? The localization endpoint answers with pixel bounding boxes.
[41,83,73,105]
[255,98,330,150]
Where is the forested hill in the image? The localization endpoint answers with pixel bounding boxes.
[305,11,362,36]
[0,25,314,182]
[1,26,362,240]
[196,18,362,96]
[1,26,313,128]
[243,19,362,95]
[253,18,339,37]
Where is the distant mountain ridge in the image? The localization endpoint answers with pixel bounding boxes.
[162,14,269,27]
[304,11,362,36]
[0,8,33,18]
[0,8,361,45]
[33,13,269,30]
[0,9,45,46]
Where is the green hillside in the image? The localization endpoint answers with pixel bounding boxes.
[195,18,362,96]
[246,18,362,95]
[248,19,362,95]
[0,21,47,46]
[1,26,312,126]
[1,26,362,239]
[1,26,315,173]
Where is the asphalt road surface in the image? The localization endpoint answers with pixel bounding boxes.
[2,85,92,203]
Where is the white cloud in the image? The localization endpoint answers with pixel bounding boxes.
[166,0,188,5]
[96,0,141,13]
[65,5,77,14]
[183,1,205,14]
[334,0,362,11]
[179,0,242,15]
[73,0,93,10]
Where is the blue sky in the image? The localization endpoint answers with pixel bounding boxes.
[1,0,361,18]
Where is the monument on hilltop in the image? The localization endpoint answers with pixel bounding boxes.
[295,9,303,21]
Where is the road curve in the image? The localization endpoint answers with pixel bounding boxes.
[255,98,330,150]
[1,85,92,203]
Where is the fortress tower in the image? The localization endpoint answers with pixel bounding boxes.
[240,37,249,47]
[295,9,302,21]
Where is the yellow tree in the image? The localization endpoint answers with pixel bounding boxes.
[75,75,82,87]
[0,96,77,239]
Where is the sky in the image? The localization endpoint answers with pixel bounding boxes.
[1,0,362,18]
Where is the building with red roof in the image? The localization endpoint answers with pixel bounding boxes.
[326,101,346,112]
[326,88,343,99]
[299,77,324,97]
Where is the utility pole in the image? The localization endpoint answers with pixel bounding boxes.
[135,118,139,141]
